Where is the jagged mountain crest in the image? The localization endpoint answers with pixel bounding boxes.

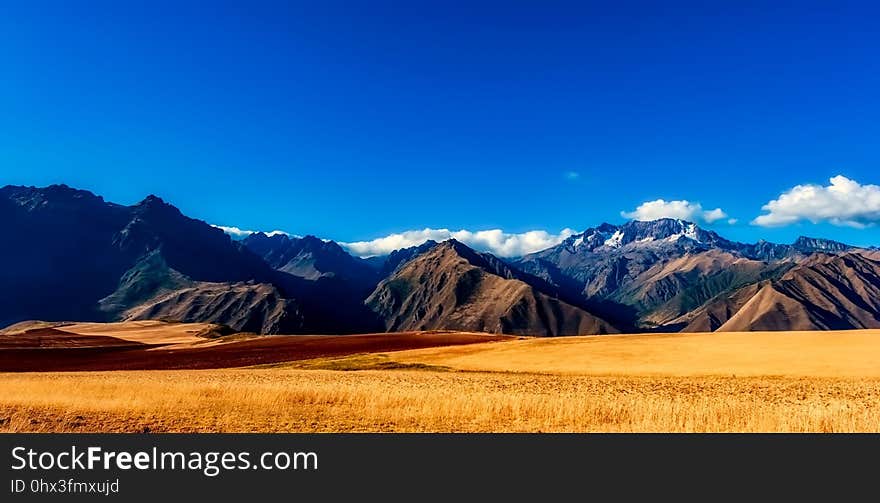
[548,219,860,262]
[377,240,439,275]
[109,194,277,285]
[2,183,113,212]
[242,232,379,285]
[366,239,617,335]
[792,236,852,253]
[561,219,733,253]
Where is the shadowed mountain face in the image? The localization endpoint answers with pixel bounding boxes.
[240,232,386,333]
[116,195,278,284]
[0,185,133,326]
[242,232,378,286]
[378,240,439,276]
[97,251,305,334]
[1,185,315,333]
[365,240,617,336]
[124,281,301,335]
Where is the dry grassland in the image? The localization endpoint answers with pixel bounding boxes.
[3,330,880,433]
[0,366,878,433]
[388,329,880,377]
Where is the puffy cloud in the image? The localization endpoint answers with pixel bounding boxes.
[621,199,730,224]
[753,175,880,228]
[213,223,574,256]
[213,225,290,239]
[341,227,579,258]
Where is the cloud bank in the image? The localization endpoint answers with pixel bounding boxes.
[753,175,880,228]
[214,225,290,239]
[621,199,730,224]
[341,228,578,258]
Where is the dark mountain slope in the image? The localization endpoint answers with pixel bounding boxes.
[0,185,135,326]
[124,281,300,334]
[115,195,278,284]
[0,185,312,332]
[379,240,439,276]
[242,232,378,286]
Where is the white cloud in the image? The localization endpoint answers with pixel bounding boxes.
[564,171,580,180]
[753,175,880,228]
[621,199,730,224]
[341,227,579,258]
[213,225,290,239]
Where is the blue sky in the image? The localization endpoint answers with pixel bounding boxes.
[2,1,879,255]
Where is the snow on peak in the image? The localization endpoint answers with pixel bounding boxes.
[603,229,624,248]
[659,221,701,243]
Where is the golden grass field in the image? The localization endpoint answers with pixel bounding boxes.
[2,327,880,433]
[388,329,880,377]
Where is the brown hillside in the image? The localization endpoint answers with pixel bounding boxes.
[366,240,616,336]
[717,252,880,331]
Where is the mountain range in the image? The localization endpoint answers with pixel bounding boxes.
[3,184,879,335]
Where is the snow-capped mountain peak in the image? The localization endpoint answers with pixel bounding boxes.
[560,218,732,254]
[603,229,625,248]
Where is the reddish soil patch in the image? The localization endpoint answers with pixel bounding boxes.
[0,330,511,372]
[0,328,144,349]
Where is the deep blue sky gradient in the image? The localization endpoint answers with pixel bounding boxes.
[2,1,879,246]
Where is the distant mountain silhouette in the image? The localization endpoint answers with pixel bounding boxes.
[243,232,378,285]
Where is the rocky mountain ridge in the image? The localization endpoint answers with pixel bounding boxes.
[3,184,877,335]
